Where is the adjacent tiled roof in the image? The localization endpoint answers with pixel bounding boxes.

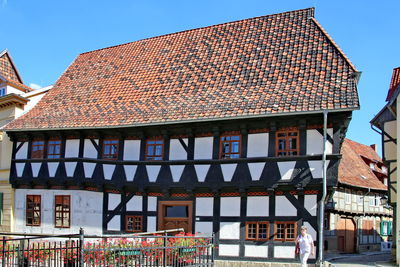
[0,49,23,84]
[386,67,400,101]
[338,139,387,191]
[5,8,359,131]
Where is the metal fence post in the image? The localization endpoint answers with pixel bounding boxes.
[79,228,84,267]
[2,236,5,267]
[163,232,167,267]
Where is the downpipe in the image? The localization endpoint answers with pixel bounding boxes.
[317,110,328,267]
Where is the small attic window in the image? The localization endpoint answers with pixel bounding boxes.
[369,163,375,170]
[360,175,367,180]
[0,87,5,97]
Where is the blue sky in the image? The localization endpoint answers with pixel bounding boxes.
[1,0,399,151]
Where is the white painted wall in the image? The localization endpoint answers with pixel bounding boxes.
[274,246,295,258]
[146,165,161,182]
[15,142,28,159]
[170,165,185,182]
[124,165,137,181]
[16,163,25,177]
[65,139,79,158]
[277,161,296,180]
[194,165,210,182]
[31,163,41,177]
[195,221,213,235]
[195,197,213,216]
[103,164,115,180]
[219,222,240,239]
[219,244,239,257]
[306,129,333,155]
[194,137,213,159]
[220,197,241,217]
[247,196,269,216]
[14,189,103,235]
[123,140,140,160]
[221,164,237,182]
[83,139,98,158]
[244,245,268,258]
[248,163,265,181]
[83,163,96,178]
[108,216,120,231]
[247,133,269,157]
[108,194,121,210]
[48,162,59,177]
[275,196,297,216]
[126,196,142,211]
[148,197,157,212]
[169,138,187,160]
[147,216,156,232]
[304,195,317,216]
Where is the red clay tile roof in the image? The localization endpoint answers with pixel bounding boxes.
[338,139,387,191]
[5,8,359,131]
[386,67,400,101]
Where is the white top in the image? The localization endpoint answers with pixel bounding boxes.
[297,234,313,254]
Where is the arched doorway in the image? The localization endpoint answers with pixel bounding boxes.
[337,217,356,253]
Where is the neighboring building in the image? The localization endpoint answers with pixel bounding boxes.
[4,8,360,263]
[0,49,51,232]
[325,139,392,254]
[371,67,400,264]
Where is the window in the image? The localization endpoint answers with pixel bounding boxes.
[357,192,363,205]
[345,190,351,204]
[381,221,389,236]
[276,130,299,156]
[26,195,41,226]
[220,135,241,159]
[145,139,164,160]
[382,166,388,174]
[31,140,45,159]
[369,163,375,170]
[246,221,269,241]
[125,216,143,232]
[55,195,70,228]
[274,221,297,241]
[102,139,119,159]
[375,195,381,207]
[48,140,61,158]
[369,196,375,207]
[0,87,6,97]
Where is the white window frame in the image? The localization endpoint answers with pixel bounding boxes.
[375,195,380,207]
[344,189,351,204]
[369,196,375,207]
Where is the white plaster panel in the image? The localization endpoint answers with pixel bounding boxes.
[108,194,121,211]
[126,196,143,211]
[221,164,237,182]
[16,163,25,177]
[194,165,210,182]
[108,216,120,231]
[219,244,239,257]
[170,165,185,182]
[196,197,213,216]
[169,138,188,160]
[247,196,269,217]
[220,197,240,217]
[195,222,213,235]
[275,196,297,216]
[277,161,296,180]
[244,245,268,258]
[124,165,137,182]
[147,216,156,232]
[274,246,295,258]
[304,195,317,216]
[48,162,59,177]
[194,137,213,159]
[65,139,79,158]
[83,139,98,158]
[103,164,115,180]
[306,130,323,155]
[123,140,140,161]
[65,162,77,177]
[31,163,41,177]
[304,222,317,241]
[14,189,103,235]
[146,165,161,182]
[247,133,269,157]
[248,163,265,181]
[83,163,96,178]
[219,222,240,239]
[148,197,157,212]
[15,142,28,159]
[309,160,322,179]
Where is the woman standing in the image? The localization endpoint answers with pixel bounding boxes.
[296,225,315,267]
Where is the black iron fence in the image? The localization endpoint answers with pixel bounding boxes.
[0,229,214,267]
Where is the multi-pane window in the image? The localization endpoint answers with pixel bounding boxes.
[48,140,62,158]
[26,195,41,226]
[125,216,143,232]
[246,222,269,241]
[55,195,70,228]
[275,222,296,241]
[103,139,119,159]
[369,196,375,207]
[31,141,45,159]
[276,130,299,156]
[345,190,351,204]
[145,139,164,160]
[220,135,241,159]
[374,195,381,207]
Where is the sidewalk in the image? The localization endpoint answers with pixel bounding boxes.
[325,251,395,267]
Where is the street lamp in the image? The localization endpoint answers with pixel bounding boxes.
[380,195,392,209]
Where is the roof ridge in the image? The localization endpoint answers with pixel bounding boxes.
[80,7,315,56]
[309,17,357,73]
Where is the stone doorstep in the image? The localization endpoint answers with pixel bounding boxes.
[215,260,316,267]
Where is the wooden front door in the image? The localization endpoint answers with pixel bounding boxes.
[337,218,356,253]
[158,201,193,233]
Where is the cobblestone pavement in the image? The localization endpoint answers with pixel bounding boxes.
[327,252,394,267]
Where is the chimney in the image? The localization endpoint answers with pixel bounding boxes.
[370,144,378,153]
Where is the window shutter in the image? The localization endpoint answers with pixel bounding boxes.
[388,221,392,236]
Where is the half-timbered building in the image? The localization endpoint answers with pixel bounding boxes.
[4,8,360,263]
